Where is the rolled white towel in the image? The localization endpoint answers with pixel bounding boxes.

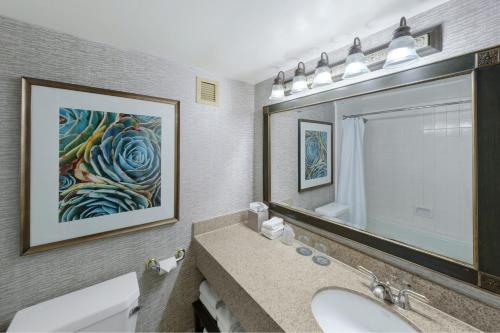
[219,321,243,333]
[261,223,284,232]
[261,227,283,240]
[218,321,230,333]
[261,217,283,229]
[216,304,239,333]
[199,280,222,311]
[230,322,245,332]
[199,293,217,319]
[218,320,244,333]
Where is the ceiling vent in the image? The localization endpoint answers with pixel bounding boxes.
[196,77,219,106]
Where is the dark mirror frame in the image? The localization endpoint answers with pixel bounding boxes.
[263,45,500,295]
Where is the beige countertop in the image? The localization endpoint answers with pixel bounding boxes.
[194,223,481,332]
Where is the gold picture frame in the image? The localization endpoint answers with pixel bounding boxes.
[21,77,180,255]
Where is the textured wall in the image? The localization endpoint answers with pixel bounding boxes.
[254,0,500,202]
[270,102,335,210]
[0,15,254,331]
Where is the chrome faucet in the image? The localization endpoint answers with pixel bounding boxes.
[357,266,429,310]
[393,288,429,310]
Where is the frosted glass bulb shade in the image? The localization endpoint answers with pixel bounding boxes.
[312,66,333,87]
[291,74,308,94]
[269,83,285,101]
[383,35,420,69]
[343,52,370,79]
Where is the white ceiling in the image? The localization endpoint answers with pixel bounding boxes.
[0,0,449,83]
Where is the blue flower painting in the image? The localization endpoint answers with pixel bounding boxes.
[58,108,162,222]
[305,130,328,180]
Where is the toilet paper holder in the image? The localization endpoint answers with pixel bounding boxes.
[146,248,186,275]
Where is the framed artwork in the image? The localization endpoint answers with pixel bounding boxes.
[20,77,179,255]
[298,119,333,192]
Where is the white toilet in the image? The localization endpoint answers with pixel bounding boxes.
[315,202,350,220]
[8,272,140,332]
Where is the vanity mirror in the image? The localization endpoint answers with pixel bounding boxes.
[263,46,500,294]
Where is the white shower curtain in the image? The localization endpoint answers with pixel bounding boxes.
[336,118,367,230]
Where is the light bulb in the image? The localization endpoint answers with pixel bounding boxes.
[343,37,371,79]
[312,52,333,87]
[268,71,285,101]
[291,62,309,94]
[383,17,420,69]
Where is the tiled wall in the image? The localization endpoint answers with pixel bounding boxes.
[334,74,473,264]
[365,102,473,260]
[270,102,335,210]
[0,15,254,331]
[365,103,473,261]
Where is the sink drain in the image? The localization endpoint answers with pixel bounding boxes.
[296,246,313,256]
[312,255,331,266]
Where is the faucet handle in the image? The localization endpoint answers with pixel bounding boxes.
[396,288,429,310]
[357,266,379,289]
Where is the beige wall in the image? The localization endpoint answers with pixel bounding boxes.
[0,15,254,331]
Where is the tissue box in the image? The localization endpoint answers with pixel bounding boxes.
[247,209,268,232]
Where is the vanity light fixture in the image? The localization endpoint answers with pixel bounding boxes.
[269,71,286,101]
[383,17,420,69]
[291,62,309,94]
[343,37,371,79]
[312,52,333,87]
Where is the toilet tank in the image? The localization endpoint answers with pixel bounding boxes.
[8,272,140,332]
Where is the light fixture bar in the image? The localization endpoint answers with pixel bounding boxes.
[282,25,441,94]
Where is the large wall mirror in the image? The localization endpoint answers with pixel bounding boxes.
[270,74,474,265]
[264,46,500,294]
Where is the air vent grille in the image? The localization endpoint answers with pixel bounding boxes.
[196,77,219,106]
[201,81,216,101]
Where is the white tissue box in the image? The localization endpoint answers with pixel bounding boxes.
[247,209,268,232]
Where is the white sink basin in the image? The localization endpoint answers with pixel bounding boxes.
[311,288,419,333]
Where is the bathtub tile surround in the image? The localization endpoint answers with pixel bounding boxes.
[284,221,500,332]
[363,99,473,262]
[330,74,474,264]
[0,15,254,331]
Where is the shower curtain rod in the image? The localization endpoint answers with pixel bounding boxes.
[342,99,471,120]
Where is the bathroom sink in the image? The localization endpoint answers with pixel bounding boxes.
[311,288,419,333]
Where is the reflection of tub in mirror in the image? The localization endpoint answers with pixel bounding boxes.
[269,73,473,265]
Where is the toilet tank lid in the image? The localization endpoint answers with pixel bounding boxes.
[8,272,139,332]
[315,202,349,217]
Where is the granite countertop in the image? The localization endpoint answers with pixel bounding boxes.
[194,223,482,333]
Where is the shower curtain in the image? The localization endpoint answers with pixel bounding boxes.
[336,118,367,230]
